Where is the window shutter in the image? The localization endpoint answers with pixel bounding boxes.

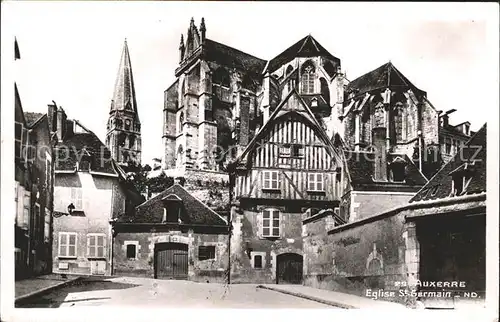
[308,173,315,190]
[87,235,90,257]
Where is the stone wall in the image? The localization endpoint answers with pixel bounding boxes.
[350,191,415,222]
[303,211,411,305]
[113,230,229,283]
[230,205,303,284]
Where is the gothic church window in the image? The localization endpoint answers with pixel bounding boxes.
[373,103,385,128]
[213,67,230,87]
[125,119,131,130]
[320,77,330,104]
[129,135,136,149]
[393,103,404,142]
[301,61,315,94]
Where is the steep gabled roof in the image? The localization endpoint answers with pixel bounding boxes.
[204,39,267,76]
[267,35,340,73]
[410,124,486,202]
[55,130,116,175]
[346,62,426,98]
[231,88,342,169]
[110,40,138,115]
[117,184,227,226]
[24,112,45,127]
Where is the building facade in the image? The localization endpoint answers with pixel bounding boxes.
[303,124,486,308]
[106,40,142,170]
[50,104,143,276]
[111,183,230,282]
[14,84,55,279]
[227,89,345,284]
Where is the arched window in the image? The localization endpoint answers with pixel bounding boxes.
[213,67,230,87]
[320,77,330,104]
[129,135,136,149]
[393,103,404,142]
[125,119,131,130]
[301,61,315,94]
[285,65,293,78]
[118,133,127,147]
[178,112,184,132]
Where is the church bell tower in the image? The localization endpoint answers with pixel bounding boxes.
[106,39,142,169]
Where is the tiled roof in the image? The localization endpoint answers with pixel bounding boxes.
[117,184,227,226]
[267,35,340,73]
[204,39,266,76]
[24,112,45,127]
[344,151,427,191]
[346,62,426,98]
[440,124,470,139]
[55,131,115,174]
[410,124,486,202]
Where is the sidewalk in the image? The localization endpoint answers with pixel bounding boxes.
[15,273,82,303]
[257,284,407,309]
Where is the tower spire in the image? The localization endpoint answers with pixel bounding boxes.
[106,39,142,168]
[110,39,138,114]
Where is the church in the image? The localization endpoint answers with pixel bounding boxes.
[107,18,476,289]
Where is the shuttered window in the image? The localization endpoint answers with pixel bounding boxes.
[263,171,279,190]
[308,173,324,192]
[87,234,106,258]
[59,232,77,258]
[262,209,280,238]
[71,188,83,210]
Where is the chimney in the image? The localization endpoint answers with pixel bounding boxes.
[373,127,387,181]
[47,101,58,133]
[56,107,67,142]
[442,114,449,127]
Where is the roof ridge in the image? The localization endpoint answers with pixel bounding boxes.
[205,38,266,62]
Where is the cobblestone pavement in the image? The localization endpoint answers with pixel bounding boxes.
[17,276,333,308]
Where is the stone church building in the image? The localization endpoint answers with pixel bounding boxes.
[120,17,475,289]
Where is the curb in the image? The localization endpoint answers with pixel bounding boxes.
[15,277,83,304]
[256,285,356,309]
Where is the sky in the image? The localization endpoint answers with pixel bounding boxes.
[4,2,498,166]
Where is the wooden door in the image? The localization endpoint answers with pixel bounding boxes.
[277,253,303,284]
[155,243,188,280]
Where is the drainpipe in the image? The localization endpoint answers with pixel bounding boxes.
[417,130,423,172]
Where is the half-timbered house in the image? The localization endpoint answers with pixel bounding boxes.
[227,88,344,284]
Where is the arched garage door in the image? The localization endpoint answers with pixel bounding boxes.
[277,253,303,284]
[154,242,188,280]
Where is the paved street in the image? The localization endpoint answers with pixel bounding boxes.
[17,276,332,308]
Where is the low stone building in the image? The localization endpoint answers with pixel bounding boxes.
[303,124,486,308]
[111,183,230,282]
